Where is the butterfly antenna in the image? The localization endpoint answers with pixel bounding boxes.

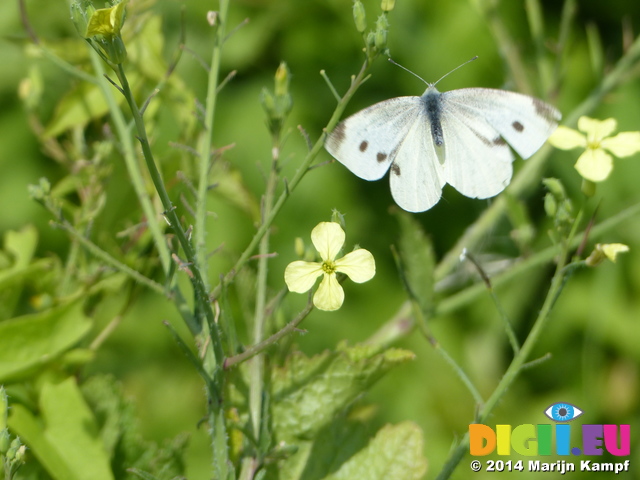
[388,56,479,87]
[388,58,430,85]
[433,56,479,86]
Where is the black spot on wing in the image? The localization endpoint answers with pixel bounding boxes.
[493,137,507,146]
[359,140,368,152]
[391,163,401,176]
[512,121,524,132]
[377,152,388,163]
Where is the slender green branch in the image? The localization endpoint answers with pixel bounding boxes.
[89,51,171,273]
[195,0,229,291]
[248,143,281,444]
[113,63,225,378]
[378,199,640,334]
[53,219,166,296]
[224,299,314,369]
[435,246,570,480]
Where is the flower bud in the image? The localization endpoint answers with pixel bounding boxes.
[581,178,596,197]
[275,62,290,98]
[0,429,10,455]
[352,1,367,33]
[261,63,293,138]
[375,14,389,50]
[543,193,557,218]
[70,0,96,37]
[0,386,7,431]
[381,0,396,12]
[586,243,629,267]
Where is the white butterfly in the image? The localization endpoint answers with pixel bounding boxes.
[325,67,561,213]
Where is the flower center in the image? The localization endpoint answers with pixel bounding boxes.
[321,260,337,275]
[587,140,601,150]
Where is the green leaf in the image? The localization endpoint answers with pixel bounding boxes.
[271,344,414,440]
[8,378,114,480]
[42,72,140,139]
[81,375,187,480]
[394,211,435,314]
[0,225,52,319]
[321,422,427,480]
[0,301,92,383]
[127,469,161,480]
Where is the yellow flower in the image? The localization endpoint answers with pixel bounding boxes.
[549,116,640,182]
[284,222,375,311]
[585,243,629,267]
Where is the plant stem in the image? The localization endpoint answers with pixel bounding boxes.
[248,146,280,443]
[195,0,229,291]
[436,245,570,480]
[89,51,172,274]
[225,299,314,369]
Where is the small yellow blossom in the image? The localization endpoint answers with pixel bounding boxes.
[549,116,640,182]
[284,222,375,311]
[585,243,630,267]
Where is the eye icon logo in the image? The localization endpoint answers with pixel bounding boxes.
[544,402,583,422]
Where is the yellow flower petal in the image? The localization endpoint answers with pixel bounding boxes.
[86,0,128,38]
[602,132,640,157]
[548,126,586,150]
[335,249,376,283]
[311,222,345,261]
[313,273,344,311]
[575,149,613,182]
[578,116,617,141]
[601,243,629,263]
[284,261,323,293]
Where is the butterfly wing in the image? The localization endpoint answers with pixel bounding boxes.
[438,100,516,199]
[325,97,422,181]
[388,116,446,212]
[444,88,561,159]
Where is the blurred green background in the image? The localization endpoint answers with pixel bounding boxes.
[2,0,640,478]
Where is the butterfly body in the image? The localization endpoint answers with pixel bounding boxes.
[325,84,561,212]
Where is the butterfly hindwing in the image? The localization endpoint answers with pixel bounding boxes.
[325,97,422,181]
[439,102,515,199]
[389,115,446,212]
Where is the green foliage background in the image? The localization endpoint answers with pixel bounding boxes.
[1,0,640,478]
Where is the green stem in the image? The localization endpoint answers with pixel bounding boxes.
[89,51,172,274]
[436,247,570,480]
[248,146,280,443]
[225,298,314,369]
[113,59,232,476]
[195,0,229,291]
[377,200,640,337]
[54,219,166,296]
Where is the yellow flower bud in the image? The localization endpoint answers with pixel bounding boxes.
[381,0,396,12]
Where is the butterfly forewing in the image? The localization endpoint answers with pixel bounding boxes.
[444,88,561,159]
[325,97,422,181]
